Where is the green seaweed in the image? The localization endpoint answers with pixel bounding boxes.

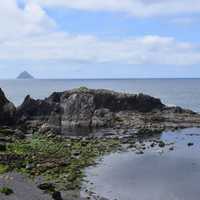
[78,86,89,92]
[0,164,9,174]
[4,135,121,190]
[0,187,13,195]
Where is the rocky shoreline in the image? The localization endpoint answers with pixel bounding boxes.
[1,87,200,136]
[1,87,200,200]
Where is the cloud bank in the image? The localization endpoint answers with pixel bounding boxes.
[2,33,200,66]
[1,0,200,69]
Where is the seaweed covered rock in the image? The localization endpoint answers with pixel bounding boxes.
[0,88,15,125]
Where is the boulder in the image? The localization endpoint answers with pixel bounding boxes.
[61,92,95,129]
[0,88,16,125]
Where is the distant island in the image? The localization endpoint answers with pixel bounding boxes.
[17,71,34,79]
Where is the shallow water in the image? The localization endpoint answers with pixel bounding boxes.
[82,128,200,200]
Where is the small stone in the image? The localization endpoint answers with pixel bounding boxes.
[150,142,156,147]
[52,191,63,200]
[14,129,25,139]
[159,141,165,148]
[25,163,34,170]
[169,147,174,151]
[188,142,194,147]
[136,150,144,155]
[0,143,6,151]
[38,183,55,192]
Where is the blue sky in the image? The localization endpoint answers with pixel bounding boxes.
[1,0,200,78]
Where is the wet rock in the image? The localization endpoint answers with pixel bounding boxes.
[52,191,63,200]
[0,88,16,125]
[25,163,35,170]
[169,147,174,151]
[159,141,165,148]
[0,154,23,165]
[188,142,194,147]
[14,129,25,139]
[38,183,55,192]
[150,143,155,148]
[135,150,144,155]
[0,142,6,151]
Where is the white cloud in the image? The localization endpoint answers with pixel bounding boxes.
[1,32,200,66]
[0,0,55,41]
[32,0,200,17]
[1,0,200,67]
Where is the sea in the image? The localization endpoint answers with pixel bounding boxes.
[1,78,200,200]
[0,78,200,112]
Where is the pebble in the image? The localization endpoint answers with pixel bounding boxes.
[187,142,194,146]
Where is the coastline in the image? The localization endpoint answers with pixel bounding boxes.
[1,87,200,200]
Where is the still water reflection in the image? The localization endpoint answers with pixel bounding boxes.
[82,128,200,200]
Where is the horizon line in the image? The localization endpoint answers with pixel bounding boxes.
[1,77,200,80]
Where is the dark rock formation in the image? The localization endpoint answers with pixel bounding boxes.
[15,88,165,133]
[16,95,61,133]
[1,87,200,135]
[0,88,16,125]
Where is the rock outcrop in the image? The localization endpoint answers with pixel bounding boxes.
[1,87,200,135]
[0,88,16,125]
[15,88,165,133]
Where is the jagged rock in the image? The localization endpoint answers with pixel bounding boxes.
[16,95,54,121]
[15,88,165,133]
[0,88,16,125]
[1,87,200,135]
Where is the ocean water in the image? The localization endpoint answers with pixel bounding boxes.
[0,79,200,112]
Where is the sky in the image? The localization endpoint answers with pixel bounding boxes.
[1,0,200,78]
